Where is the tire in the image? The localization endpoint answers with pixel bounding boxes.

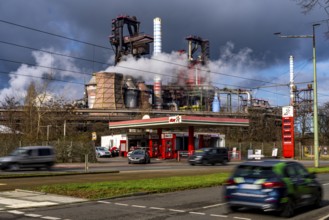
[280,197,295,218]
[128,160,131,164]
[9,163,20,171]
[312,189,322,208]
[228,205,240,212]
[222,159,228,165]
[202,159,208,166]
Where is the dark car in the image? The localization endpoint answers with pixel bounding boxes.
[188,147,229,166]
[223,160,322,217]
[128,149,150,164]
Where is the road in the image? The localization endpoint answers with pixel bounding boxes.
[1,158,329,219]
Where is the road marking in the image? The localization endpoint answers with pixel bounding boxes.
[24,213,42,218]
[115,202,129,206]
[97,201,111,204]
[0,183,7,185]
[189,211,206,215]
[41,216,61,220]
[234,217,251,220]
[210,214,228,218]
[132,205,146,208]
[7,210,24,215]
[322,183,329,186]
[203,203,227,209]
[149,207,165,210]
[319,213,329,220]
[168,209,185,213]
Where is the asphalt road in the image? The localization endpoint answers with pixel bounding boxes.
[1,158,329,219]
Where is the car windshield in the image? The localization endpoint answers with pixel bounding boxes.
[233,165,277,179]
[132,150,145,155]
[97,147,107,151]
[9,148,28,156]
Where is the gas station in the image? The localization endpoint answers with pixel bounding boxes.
[106,115,249,159]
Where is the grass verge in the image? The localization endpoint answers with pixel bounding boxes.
[32,173,230,200]
[29,166,329,200]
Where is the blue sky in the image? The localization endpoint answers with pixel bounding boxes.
[0,0,328,107]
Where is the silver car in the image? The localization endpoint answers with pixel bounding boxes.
[0,146,55,171]
[95,147,111,158]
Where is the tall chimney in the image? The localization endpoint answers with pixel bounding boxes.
[153,17,161,56]
[289,55,295,106]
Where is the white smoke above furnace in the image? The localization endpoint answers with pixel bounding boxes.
[0,48,85,103]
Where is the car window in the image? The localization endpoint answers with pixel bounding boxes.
[293,163,309,177]
[133,150,144,155]
[38,148,51,156]
[234,165,276,178]
[284,165,297,177]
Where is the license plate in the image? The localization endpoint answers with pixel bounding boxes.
[240,184,261,190]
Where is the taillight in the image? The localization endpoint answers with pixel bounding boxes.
[225,179,236,185]
[262,181,284,188]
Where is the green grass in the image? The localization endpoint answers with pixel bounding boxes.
[29,166,329,200]
[32,173,230,200]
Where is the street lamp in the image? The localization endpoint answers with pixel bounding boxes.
[275,24,320,167]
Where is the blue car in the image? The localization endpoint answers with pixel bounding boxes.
[223,160,322,217]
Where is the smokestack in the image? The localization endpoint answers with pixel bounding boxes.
[289,55,294,106]
[154,75,162,109]
[153,17,161,56]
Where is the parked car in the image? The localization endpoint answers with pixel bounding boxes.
[0,146,55,171]
[223,160,323,217]
[188,147,229,166]
[95,147,111,158]
[128,149,150,164]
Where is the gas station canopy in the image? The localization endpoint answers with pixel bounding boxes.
[109,115,249,129]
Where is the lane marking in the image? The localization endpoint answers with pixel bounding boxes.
[97,201,111,204]
[203,203,227,209]
[234,217,251,220]
[322,183,329,186]
[24,213,42,218]
[210,214,228,218]
[149,207,165,210]
[41,216,61,220]
[189,211,206,215]
[7,210,24,215]
[319,213,329,220]
[132,205,146,208]
[0,183,7,185]
[168,209,185,213]
[115,202,129,206]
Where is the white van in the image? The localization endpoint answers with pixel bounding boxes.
[0,146,55,171]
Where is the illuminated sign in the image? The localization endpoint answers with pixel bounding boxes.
[168,115,182,123]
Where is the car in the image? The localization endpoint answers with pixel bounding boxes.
[0,146,55,171]
[95,147,111,158]
[128,149,150,164]
[223,160,323,217]
[188,147,229,166]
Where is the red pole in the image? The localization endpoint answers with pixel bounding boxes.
[188,126,194,155]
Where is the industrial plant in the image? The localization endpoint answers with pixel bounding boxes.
[85,15,271,115]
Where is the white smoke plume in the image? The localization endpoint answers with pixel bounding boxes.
[0,48,85,104]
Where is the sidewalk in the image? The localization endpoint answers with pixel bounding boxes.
[0,189,87,211]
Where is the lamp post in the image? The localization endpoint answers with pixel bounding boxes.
[275,24,320,167]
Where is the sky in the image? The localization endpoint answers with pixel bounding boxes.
[0,0,328,108]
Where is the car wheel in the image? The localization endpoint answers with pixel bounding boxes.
[280,197,295,218]
[9,163,19,171]
[222,159,228,165]
[228,205,240,212]
[128,160,131,164]
[312,189,322,208]
[202,159,208,165]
